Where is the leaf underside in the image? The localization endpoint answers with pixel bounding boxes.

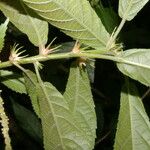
[64,63,96,150]
[119,0,149,21]
[22,0,110,49]
[117,49,150,86]
[0,0,48,46]
[114,79,150,150]
[37,82,94,150]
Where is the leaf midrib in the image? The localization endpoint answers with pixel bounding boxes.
[40,83,65,149]
[54,1,107,46]
[24,0,108,47]
[122,0,133,20]
[73,69,80,114]
[127,83,134,150]
[127,83,150,149]
[118,58,150,70]
[19,1,43,45]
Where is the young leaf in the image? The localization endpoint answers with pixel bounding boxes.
[119,0,149,21]
[37,81,93,150]
[11,98,42,143]
[0,70,26,94]
[114,79,150,150]
[117,49,150,86]
[0,18,9,52]
[22,0,110,49]
[23,70,40,118]
[64,63,96,150]
[0,0,48,46]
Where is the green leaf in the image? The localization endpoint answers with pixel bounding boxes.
[119,0,149,21]
[117,49,150,86]
[11,98,42,143]
[56,41,75,53]
[95,2,119,33]
[114,79,150,150]
[86,60,95,83]
[24,70,40,118]
[64,63,96,150]
[22,0,110,49]
[37,81,93,150]
[0,18,9,52]
[0,70,26,94]
[0,0,48,46]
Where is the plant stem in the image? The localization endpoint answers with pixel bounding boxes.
[34,62,43,85]
[0,51,149,70]
[0,52,121,69]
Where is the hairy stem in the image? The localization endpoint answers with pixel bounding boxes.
[0,51,148,70]
[34,62,43,86]
[0,52,121,69]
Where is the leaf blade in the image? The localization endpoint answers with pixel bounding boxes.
[22,0,110,49]
[0,70,26,94]
[64,63,96,150]
[23,70,40,118]
[37,81,93,150]
[114,80,150,150]
[0,18,9,52]
[0,0,48,46]
[117,49,150,86]
[119,0,149,21]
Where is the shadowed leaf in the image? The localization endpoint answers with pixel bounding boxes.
[114,79,150,150]
[0,70,26,94]
[24,70,40,118]
[0,0,48,46]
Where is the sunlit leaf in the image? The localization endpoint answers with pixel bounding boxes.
[119,0,149,21]
[64,63,96,150]
[117,49,150,86]
[0,0,48,46]
[0,70,26,94]
[22,0,110,49]
[114,79,150,150]
[0,18,9,52]
[24,70,40,118]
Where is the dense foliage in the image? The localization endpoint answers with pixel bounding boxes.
[0,0,150,150]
